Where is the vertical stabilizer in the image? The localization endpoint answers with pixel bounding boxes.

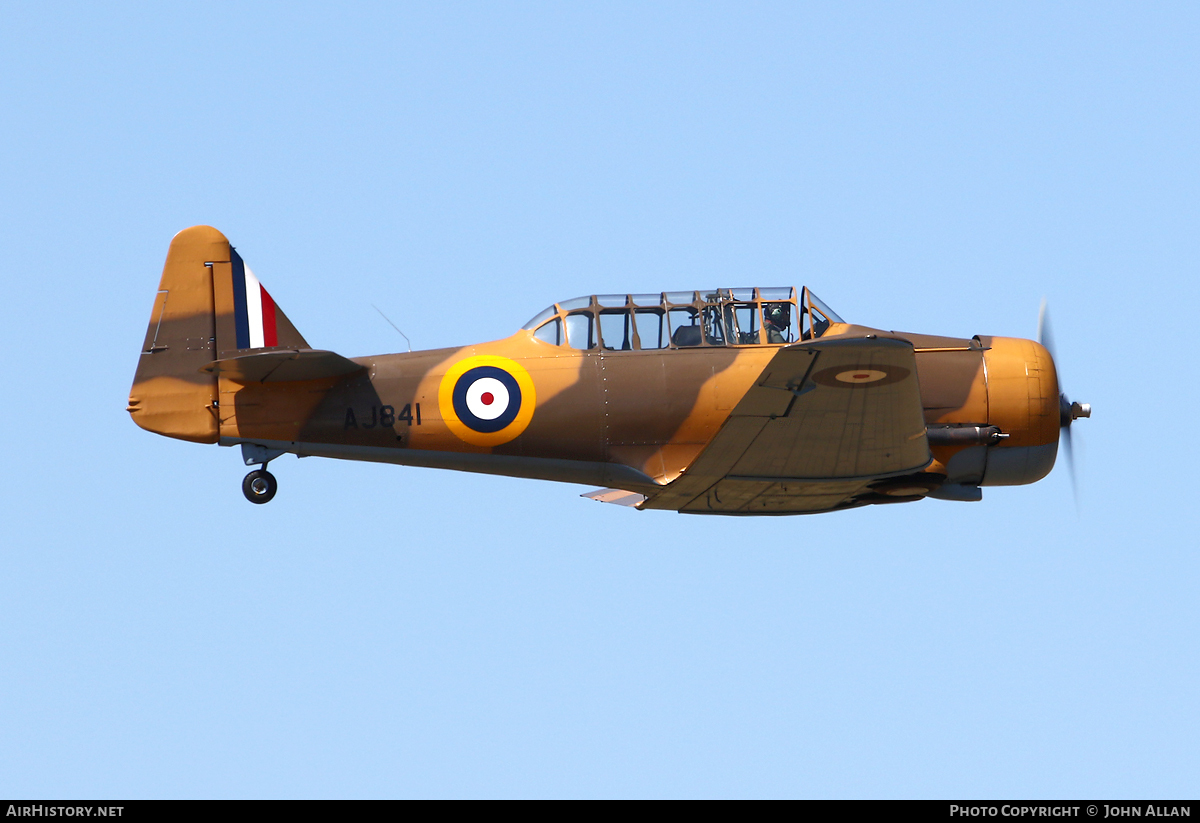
[128,227,312,444]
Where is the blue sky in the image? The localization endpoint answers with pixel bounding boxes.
[1,2,1197,798]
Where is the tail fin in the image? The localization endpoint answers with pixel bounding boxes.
[128,226,309,443]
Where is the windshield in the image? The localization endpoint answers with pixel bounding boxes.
[800,288,845,340]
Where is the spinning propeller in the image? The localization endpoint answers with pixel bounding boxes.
[1037,300,1091,502]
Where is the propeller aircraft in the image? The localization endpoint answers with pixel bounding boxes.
[128,226,1090,515]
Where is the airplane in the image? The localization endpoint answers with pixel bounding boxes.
[128,226,1090,515]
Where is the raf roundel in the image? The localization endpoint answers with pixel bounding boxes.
[834,369,888,384]
[438,355,537,446]
[810,363,911,389]
[454,367,520,433]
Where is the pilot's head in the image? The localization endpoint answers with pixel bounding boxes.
[764,303,789,328]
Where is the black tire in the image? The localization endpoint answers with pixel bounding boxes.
[242,469,277,504]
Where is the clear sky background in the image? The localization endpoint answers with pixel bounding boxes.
[1,2,1197,799]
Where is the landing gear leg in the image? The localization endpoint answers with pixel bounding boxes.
[239,444,286,504]
[242,467,278,504]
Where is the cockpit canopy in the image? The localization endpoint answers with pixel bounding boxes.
[521,287,844,351]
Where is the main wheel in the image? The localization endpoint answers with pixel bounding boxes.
[242,469,277,504]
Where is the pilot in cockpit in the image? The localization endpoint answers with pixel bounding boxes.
[764,303,790,344]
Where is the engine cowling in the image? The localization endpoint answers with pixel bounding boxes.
[975,336,1060,485]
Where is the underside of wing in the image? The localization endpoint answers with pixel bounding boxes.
[642,336,931,514]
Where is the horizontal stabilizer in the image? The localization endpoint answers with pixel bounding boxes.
[201,349,364,383]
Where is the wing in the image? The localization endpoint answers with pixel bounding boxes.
[642,336,931,514]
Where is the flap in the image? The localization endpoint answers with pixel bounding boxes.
[643,336,931,513]
[200,349,364,383]
[582,488,648,507]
